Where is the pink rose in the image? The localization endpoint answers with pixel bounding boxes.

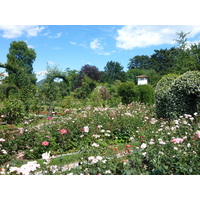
[60,129,67,134]
[171,138,184,144]
[42,141,49,146]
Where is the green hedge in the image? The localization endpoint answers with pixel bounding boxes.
[137,85,154,105]
[154,74,179,119]
[118,82,139,104]
[155,71,200,119]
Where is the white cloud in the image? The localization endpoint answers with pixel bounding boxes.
[48,32,62,39]
[70,41,76,45]
[116,25,200,50]
[97,51,110,56]
[47,61,57,65]
[90,39,103,50]
[0,25,45,38]
[28,44,35,49]
[36,71,49,76]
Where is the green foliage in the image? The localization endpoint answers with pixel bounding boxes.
[5,41,37,87]
[0,99,25,124]
[1,102,200,175]
[137,85,154,105]
[155,71,200,119]
[61,96,74,109]
[102,61,126,84]
[74,75,97,99]
[154,74,179,119]
[150,48,178,74]
[166,71,200,119]
[128,55,150,70]
[89,86,104,107]
[118,82,139,104]
[126,69,161,87]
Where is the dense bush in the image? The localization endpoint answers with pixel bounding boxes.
[137,85,154,105]
[118,82,139,104]
[0,99,25,124]
[154,74,179,119]
[155,71,200,119]
[167,71,200,119]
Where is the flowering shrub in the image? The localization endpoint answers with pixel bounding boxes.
[0,102,200,175]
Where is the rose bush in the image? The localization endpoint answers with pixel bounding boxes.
[0,102,199,175]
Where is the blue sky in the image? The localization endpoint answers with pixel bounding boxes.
[1,25,200,81]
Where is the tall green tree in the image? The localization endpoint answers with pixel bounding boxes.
[102,61,126,84]
[173,31,197,74]
[65,68,79,91]
[128,55,151,70]
[190,43,200,71]
[149,47,178,74]
[5,41,37,86]
[1,41,37,111]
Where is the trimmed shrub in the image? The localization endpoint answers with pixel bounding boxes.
[167,71,200,119]
[155,71,200,119]
[154,74,179,119]
[118,82,139,104]
[137,85,154,105]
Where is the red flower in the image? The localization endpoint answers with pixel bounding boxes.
[60,129,67,134]
[140,136,144,138]
[126,145,131,148]
[42,141,49,146]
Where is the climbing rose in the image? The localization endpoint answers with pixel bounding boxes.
[42,141,49,146]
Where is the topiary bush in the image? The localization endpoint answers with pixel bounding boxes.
[137,85,154,105]
[167,71,200,119]
[154,74,179,119]
[117,82,139,105]
[155,71,200,119]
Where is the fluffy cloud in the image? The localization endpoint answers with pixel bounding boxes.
[0,25,45,38]
[90,39,103,50]
[116,25,200,50]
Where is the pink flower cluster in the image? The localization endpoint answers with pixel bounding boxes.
[60,129,67,134]
[195,130,200,138]
[171,138,184,144]
[42,141,49,146]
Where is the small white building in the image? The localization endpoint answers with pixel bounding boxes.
[136,75,148,85]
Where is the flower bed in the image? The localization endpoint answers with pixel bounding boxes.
[0,102,200,175]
